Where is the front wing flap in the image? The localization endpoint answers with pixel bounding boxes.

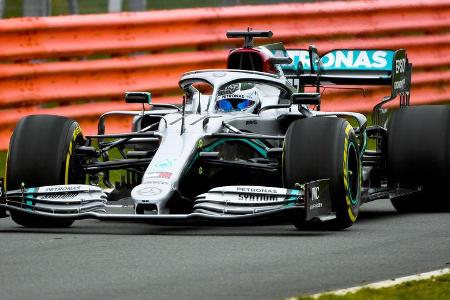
[3,185,107,214]
[0,180,335,225]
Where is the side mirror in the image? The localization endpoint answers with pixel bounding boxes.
[291,93,321,105]
[125,92,151,104]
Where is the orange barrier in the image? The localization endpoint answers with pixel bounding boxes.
[0,51,224,106]
[0,0,449,149]
[0,0,449,60]
[1,33,449,106]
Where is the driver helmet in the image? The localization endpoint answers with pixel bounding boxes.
[215,83,261,113]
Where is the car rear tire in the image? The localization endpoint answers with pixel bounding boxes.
[387,105,450,212]
[5,115,85,227]
[283,117,361,230]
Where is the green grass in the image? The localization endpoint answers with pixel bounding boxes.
[294,273,450,300]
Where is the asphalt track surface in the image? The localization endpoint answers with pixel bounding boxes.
[0,199,449,300]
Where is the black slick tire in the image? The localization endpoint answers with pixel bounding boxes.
[283,117,361,230]
[387,105,450,212]
[5,115,85,227]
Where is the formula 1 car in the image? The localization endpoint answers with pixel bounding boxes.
[1,30,448,230]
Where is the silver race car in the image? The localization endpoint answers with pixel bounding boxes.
[1,30,448,230]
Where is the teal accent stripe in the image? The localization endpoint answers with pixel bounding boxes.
[185,138,269,175]
[285,189,300,207]
[185,152,200,175]
[288,189,299,201]
[360,131,367,158]
[25,187,36,211]
[203,138,268,158]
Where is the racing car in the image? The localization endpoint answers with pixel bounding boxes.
[1,30,448,230]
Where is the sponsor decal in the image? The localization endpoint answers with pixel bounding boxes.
[236,187,278,194]
[321,50,392,70]
[393,78,406,90]
[275,49,394,71]
[144,181,170,186]
[391,51,408,97]
[42,186,82,192]
[217,93,247,100]
[145,172,172,179]
[309,186,323,210]
[138,187,162,197]
[40,194,67,200]
[311,186,320,201]
[395,57,406,74]
[155,158,177,168]
[309,203,323,210]
[392,57,407,91]
[238,193,279,202]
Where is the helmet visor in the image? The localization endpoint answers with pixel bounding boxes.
[216,98,255,112]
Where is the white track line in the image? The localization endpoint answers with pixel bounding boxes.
[308,268,450,298]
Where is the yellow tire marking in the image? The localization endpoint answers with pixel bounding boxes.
[347,197,357,222]
[343,136,348,189]
[345,124,352,135]
[64,126,82,184]
[343,123,357,223]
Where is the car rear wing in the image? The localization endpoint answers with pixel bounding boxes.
[270,47,411,100]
